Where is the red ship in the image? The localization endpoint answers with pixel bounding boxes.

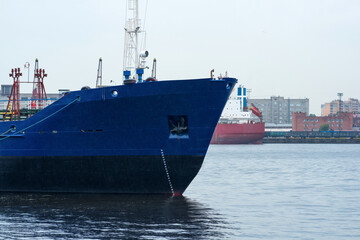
[211,85,265,144]
[211,121,265,144]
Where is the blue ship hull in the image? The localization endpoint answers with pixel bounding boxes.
[0,78,236,195]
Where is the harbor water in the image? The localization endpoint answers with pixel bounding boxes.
[0,144,359,239]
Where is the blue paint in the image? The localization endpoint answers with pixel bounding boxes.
[0,78,237,193]
[123,70,131,80]
[136,68,144,82]
[238,87,242,96]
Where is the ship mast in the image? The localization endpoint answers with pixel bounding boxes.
[123,0,148,83]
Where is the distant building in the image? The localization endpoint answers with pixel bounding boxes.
[0,84,62,110]
[247,96,309,124]
[264,123,292,132]
[1,85,12,96]
[353,114,360,129]
[292,112,353,131]
[321,98,360,116]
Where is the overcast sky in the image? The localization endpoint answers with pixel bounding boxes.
[1,0,359,115]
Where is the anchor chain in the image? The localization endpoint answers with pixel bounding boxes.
[160,149,175,196]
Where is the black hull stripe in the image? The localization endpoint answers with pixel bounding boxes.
[0,155,204,194]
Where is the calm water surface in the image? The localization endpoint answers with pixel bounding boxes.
[0,144,359,239]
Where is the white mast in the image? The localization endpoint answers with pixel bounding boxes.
[123,0,148,82]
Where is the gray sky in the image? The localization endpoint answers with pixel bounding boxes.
[1,0,359,115]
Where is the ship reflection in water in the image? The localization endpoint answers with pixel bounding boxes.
[0,194,226,239]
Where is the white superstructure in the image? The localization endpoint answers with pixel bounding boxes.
[220,85,257,122]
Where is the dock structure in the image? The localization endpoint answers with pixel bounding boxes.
[263,131,360,143]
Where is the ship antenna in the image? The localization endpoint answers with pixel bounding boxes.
[123,0,149,83]
[96,58,103,88]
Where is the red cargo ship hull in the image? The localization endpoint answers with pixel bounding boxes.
[211,122,265,144]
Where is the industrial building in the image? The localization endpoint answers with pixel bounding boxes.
[0,84,62,110]
[292,112,354,131]
[247,96,309,125]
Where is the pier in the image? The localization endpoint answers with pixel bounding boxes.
[263,131,360,143]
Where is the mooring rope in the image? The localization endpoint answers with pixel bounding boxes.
[160,149,175,196]
[0,97,80,142]
[0,128,12,136]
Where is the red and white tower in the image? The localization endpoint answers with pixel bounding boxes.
[4,68,22,121]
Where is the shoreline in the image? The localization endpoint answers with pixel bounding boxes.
[263,137,360,144]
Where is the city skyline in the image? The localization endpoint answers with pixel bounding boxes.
[1,0,359,115]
